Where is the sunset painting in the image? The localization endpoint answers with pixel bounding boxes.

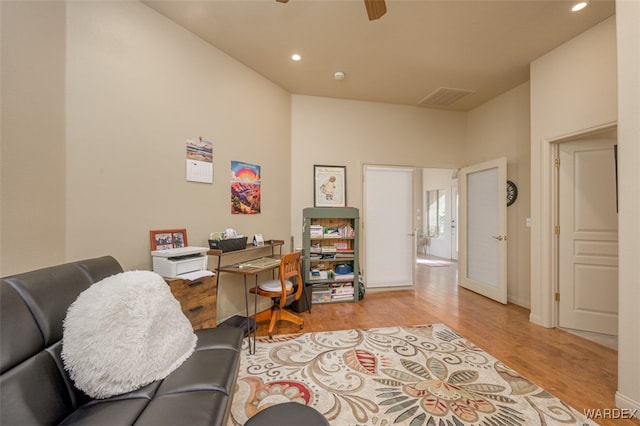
[230,161,261,214]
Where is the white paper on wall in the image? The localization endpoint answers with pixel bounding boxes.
[186,137,213,183]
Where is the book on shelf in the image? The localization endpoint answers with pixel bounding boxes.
[310,225,324,238]
[334,253,354,259]
[331,293,355,300]
[309,270,329,280]
[331,285,354,296]
[333,273,355,281]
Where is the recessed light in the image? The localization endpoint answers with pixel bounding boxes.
[334,71,345,80]
[291,54,301,61]
[570,1,589,12]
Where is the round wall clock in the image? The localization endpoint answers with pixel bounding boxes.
[507,180,518,206]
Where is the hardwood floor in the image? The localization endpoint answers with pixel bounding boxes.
[254,258,639,426]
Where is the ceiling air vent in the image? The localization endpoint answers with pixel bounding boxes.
[419,87,475,107]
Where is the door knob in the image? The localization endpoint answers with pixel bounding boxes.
[492,235,504,241]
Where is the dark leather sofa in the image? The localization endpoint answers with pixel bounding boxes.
[0,256,244,425]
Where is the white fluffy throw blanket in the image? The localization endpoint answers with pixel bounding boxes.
[62,270,197,399]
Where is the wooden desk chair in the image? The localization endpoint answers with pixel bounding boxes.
[250,251,304,337]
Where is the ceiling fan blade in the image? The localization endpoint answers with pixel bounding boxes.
[364,0,387,20]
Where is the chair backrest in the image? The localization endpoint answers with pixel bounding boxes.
[278,251,303,307]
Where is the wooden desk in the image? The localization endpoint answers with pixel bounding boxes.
[217,256,282,354]
[208,239,284,275]
[209,239,284,353]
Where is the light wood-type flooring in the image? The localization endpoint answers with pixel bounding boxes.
[253,257,639,426]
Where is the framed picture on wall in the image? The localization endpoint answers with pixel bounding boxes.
[150,229,188,251]
[314,165,346,207]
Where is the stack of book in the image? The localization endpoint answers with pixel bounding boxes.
[310,225,324,238]
[330,283,354,301]
[335,243,354,259]
[333,272,355,282]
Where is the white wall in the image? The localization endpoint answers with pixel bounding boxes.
[615,0,640,414]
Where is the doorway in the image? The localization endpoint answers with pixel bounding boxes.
[420,168,459,261]
[363,165,415,290]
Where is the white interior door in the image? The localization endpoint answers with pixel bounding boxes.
[558,138,618,335]
[459,158,507,304]
[364,165,414,289]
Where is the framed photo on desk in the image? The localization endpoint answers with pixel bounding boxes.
[150,229,188,251]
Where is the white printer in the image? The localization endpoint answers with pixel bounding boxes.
[151,246,209,278]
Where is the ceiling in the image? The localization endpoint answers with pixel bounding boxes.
[144,0,615,112]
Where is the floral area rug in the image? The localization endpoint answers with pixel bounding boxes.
[228,324,596,425]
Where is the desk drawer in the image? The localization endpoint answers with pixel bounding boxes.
[166,276,217,330]
[181,299,216,330]
[168,276,215,302]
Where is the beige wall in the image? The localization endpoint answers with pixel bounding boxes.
[530,16,617,328]
[1,1,292,322]
[530,12,640,411]
[1,1,67,274]
[289,91,532,308]
[290,95,467,252]
[466,82,531,307]
[615,0,640,413]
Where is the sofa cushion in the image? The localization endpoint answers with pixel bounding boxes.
[62,270,197,399]
[135,391,230,426]
[1,351,75,425]
[3,263,95,347]
[0,284,43,373]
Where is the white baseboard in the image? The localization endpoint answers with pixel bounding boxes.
[507,295,530,309]
[615,392,640,417]
[529,312,543,326]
